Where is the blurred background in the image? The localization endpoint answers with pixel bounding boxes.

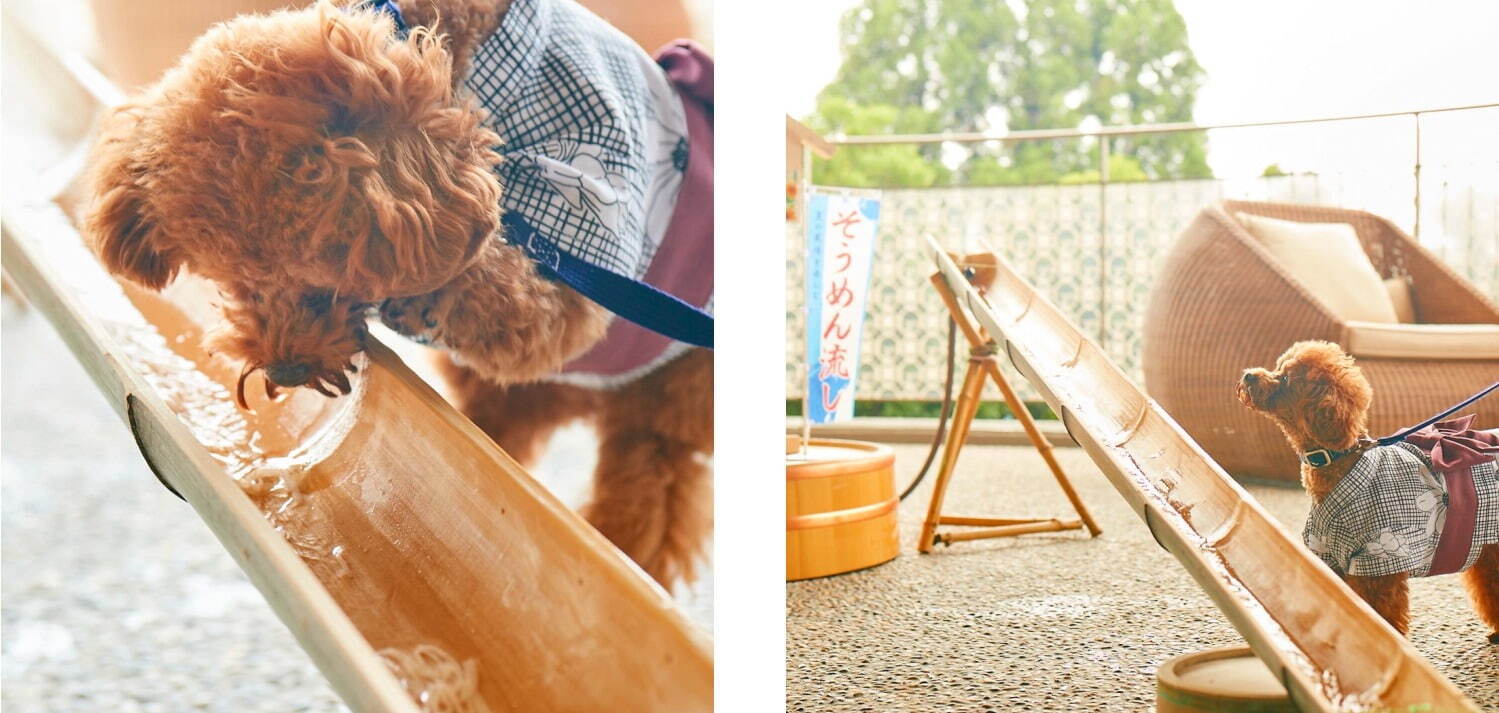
[785,0,1497,412]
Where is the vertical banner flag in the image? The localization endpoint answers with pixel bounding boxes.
[805,190,881,424]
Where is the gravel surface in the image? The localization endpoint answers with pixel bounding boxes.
[1,303,711,712]
[786,442,1499,712]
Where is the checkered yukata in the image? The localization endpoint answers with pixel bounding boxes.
[462,0,712,386]
[370,0,712,385]
[1303,441,1499,577]
[464,0,690,281]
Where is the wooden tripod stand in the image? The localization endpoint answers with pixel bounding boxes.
[917,272,1102,553]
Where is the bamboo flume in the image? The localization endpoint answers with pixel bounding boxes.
[928,238,1477,713]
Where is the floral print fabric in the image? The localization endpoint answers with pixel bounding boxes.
[463,0,688,280]
[1304,441,1498,577]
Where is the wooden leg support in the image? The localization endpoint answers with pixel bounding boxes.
[917,358,987,554]
[917,273,1103,553]
[935,519,1082,545]
[979,357,1101,537]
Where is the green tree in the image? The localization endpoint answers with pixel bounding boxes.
[810,0,1210,188]
[807,97,950,187]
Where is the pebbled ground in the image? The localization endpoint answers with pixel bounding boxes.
[786,441,1499,712]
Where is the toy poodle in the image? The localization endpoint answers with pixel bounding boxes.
[80,0,713,589]
[1238,341,1498,641]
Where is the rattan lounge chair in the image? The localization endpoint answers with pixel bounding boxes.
[1143,200,1499,482]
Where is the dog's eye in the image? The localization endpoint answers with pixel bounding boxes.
[1263,377,1289,404]
[300,291,334,315]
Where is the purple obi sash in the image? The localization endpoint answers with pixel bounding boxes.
[1407,416,1499,575]
[558,41,713,381]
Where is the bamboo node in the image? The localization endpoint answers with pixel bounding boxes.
[126,393,186,501]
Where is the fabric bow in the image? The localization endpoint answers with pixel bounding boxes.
[1402,413,1498,576]
[1403,414,1499,472]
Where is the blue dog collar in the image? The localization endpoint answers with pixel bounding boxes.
[362,0,408,35]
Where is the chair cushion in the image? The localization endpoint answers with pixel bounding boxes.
[1235,212,1399,323]
[1345,321,1499,360]
[1385,276,1416,323]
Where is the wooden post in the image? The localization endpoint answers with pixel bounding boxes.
[1412,111,1422,239]
[1098,136,1110,349]
[788,116,836,454]
[917,270,1103,552]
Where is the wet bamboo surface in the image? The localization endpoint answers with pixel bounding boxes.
[2,23,710,713]
[927,239,1477,712]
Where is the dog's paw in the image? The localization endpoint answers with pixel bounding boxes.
[379,294,444,346]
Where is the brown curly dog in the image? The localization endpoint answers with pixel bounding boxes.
[80,0,710,590]
[1238,341,1499,641]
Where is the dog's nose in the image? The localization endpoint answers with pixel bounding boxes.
[265,362,313,387]
[1242,372,1260,385]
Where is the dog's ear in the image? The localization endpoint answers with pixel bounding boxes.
[1303,356,1372,450]
[82,111,181,290]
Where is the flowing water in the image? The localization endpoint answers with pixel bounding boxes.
[39,200,491,713]
[378,645,493,713]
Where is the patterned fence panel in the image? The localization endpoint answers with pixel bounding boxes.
[787,173,1498,404]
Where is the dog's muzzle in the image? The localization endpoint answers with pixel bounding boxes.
[265,362,313,387]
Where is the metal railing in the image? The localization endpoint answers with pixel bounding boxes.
[788,104,1499,403]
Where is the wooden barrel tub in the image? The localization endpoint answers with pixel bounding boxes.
[1157,647,1296,713]
[786,439,900,581]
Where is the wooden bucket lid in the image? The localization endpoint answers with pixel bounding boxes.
[785,438,894,479]
[1157,646,1296,713]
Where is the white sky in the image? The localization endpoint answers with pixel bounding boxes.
[784,1,1499,183]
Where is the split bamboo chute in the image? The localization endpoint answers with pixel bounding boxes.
[2,19,710,713]
[927,238,1478,712]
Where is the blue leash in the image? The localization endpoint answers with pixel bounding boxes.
[504,213,713,349]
